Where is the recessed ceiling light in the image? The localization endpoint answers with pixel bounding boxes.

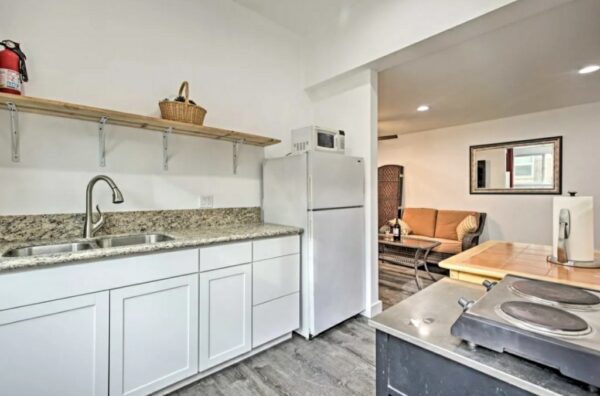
[417,105,430,112]
[578,65,600,74]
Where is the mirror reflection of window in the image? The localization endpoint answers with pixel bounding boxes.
[512,144,554,189]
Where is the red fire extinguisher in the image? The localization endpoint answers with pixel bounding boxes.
[0,40,28,95]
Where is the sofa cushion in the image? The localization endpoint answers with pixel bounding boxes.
[402,208,437,238]
[432,238,463,254]
[435,210,478,240]
[403,235,463,254]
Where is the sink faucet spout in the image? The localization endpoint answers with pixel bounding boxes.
[84,175,124,238]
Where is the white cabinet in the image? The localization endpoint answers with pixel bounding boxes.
[251,236,300,348]
[109,275,199,396]
[253,292,300,348]
[199,263,252,371]
[253,254,300,305]
[0,292,109,396]
[199,241,251,272]
[253,235,300,261]
[0,235,301,395]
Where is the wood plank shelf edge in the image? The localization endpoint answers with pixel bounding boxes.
[0,92,281,147]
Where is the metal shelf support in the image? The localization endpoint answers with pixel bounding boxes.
[98,116,108,167]
[163,126,172,171]
[6,102,19,162]
[233,140,244,175]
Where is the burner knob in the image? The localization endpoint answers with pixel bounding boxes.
[458,297,474,311]
[482,280,498,291]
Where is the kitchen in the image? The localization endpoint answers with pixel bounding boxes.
[2,1,600,395]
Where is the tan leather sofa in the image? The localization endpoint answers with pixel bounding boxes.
[395,208,487,264]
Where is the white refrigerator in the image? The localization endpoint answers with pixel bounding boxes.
[262,151,365,338]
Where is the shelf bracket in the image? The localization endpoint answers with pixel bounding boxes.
[6,102,19,162]
[163,126,172,171]
[233,140,244,175]
[98,116,108,167]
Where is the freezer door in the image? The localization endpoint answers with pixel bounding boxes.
[309,207,365,336]
[308,152,364,210]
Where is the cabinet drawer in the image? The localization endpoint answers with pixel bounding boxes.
[199,242,252,272]
[253,235,299,261]
[253,293,299,348]
[253,254,299,305]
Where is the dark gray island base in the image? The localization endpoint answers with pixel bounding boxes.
[369,278,596,396]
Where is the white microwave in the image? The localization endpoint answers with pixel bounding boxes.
[291,126,345,154]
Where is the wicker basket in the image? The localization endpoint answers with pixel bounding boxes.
[159,81,207,125]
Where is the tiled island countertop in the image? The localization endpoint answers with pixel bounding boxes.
[440,240,600,291]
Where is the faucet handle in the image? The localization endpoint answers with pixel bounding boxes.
[92,204,105,234]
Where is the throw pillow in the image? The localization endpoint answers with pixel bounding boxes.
[456,215,478,242]
[379,224,391,234]
[387,218,412,235]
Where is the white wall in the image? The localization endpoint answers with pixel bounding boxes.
[311,70,380,316]
[378,101,600,249]
[0,0,310,215]
[305,0,516,87]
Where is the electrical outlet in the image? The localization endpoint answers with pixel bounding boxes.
[199,195,214,208]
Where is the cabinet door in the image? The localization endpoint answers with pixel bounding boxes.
[0,292,109,396]
[109,275,199,396]
[199,263,252,371]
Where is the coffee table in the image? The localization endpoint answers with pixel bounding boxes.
[378,234,441,290]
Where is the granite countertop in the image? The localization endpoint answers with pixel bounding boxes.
[0,223,302,273]
[369,278,595,396]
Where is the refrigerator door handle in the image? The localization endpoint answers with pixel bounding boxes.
[307,174,313,209]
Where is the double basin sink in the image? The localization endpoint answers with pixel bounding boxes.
[3,233,174,258]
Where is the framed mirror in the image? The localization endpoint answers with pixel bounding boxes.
[470,136,562,195]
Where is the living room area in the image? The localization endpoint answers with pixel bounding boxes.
[375,0,600,309]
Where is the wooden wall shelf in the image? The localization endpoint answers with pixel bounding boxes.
[0,92,281,147]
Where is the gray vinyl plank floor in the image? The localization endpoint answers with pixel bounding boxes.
[169,263,442,396]
[378,260,444,310]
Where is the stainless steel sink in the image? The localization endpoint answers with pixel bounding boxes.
[2,233,174,258]
[95,233,174,248]
[3,242,97,257]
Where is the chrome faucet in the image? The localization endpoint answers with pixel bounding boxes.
[83,175,124,238]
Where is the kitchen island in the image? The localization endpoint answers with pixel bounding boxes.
[440,240,600,291]
[369,278,595,396]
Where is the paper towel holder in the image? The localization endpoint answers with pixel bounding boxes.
[547,208,572,265]
[547,195,600,268]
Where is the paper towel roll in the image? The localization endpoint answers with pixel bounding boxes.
[552,196,595,262]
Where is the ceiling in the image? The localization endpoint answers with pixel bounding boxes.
[232,0,363,37]
[378,0,600,136]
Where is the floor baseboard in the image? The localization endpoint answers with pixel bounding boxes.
[361,299,383,318]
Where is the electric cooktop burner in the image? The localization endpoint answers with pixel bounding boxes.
[498,301,591,336]
[451,275,600,389]
[511,279,600,308]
